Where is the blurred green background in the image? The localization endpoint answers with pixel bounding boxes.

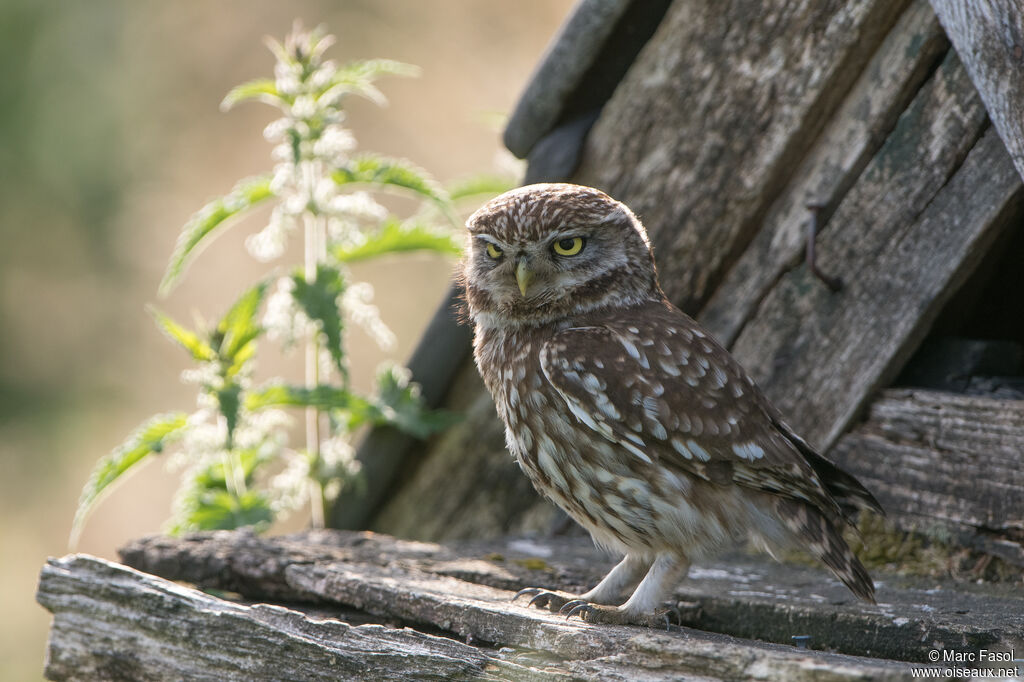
[0,1,572,677]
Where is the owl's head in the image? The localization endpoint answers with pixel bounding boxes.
[462,183,661,327]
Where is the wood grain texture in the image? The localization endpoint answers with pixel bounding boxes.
[731,74,1018,450]
[38,538,925,682]
[830,389,1024,564]
[699,0,949,346]
[574,0,909,312]
[36,555,508,682]
[929,0,1024,182]
[118,530,1024,666]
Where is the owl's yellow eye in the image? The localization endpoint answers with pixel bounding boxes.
[552,236,585,256]
[485,242,503,260]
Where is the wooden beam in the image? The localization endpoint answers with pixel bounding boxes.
[731,103,1020,449]
[929,0,1024,182]
[574,0,910,312]
[38,545,921,681]
[700,0,949,346]
[830,388,1024,564]
[36,555,511,681]
[116,530,1024,667]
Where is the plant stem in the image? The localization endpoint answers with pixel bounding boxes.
[303,161,327,529]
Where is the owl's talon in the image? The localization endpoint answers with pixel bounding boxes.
[528,592,553,609]
[514,587,574,611]
[512,587,542,602]
[564,603,594,621]
[558,599,589,615]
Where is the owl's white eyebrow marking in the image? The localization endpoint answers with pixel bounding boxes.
[474,234,506,247]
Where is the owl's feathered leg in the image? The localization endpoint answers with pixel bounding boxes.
[514,553,651,613]
[564,553,690,627]
[578,554,652,604]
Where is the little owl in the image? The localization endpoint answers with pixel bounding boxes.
[463,183,880,626]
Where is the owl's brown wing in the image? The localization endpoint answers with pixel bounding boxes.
[539,302,845,520]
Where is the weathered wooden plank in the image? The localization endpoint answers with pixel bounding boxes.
[930,0,1024,183]
[731,83,1019,450]
[119,530,1024,666]
[37,547,923,681]
[699,0,949,346]
[830,389,1024,564]
[503,0,632,159]
[574,0,909,312]
[113,531,921,680]
[36,555,524,682]
[287,559,911,682]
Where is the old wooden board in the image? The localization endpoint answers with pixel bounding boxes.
[731,118,1022,449]
[38,548,921,681]
[574,0,909,312]
[111,530,1024,667]
[929,0,1024,183]
[36,555,534,682]
[699,0,949,346]
[830,389,1024,566]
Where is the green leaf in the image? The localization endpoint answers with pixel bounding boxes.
[149,307,216,362]
[160,175,275,295]
[70,412,188,547]
[245,383,371,413]
[290,264,347,374]
[215,282,268,377]
[332,218,461,263]
[167,448,273,534]
[221,78,282,110]
[216,383,242,449]
[370,365,459,438]
[321,59,420,106]
[332,155,452,217]
[171,489,273,534]
[446,174,517,202]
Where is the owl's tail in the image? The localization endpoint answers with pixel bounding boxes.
[777,499,876,603]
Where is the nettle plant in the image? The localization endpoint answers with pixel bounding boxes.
[71,24,512,545]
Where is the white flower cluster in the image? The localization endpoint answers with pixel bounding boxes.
[245,27,388,263]
[343,281,395,351]
[262,276,310,347]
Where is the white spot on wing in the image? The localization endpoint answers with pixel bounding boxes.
[671,438,692,459]
[658,359,681,377]
[686,439,711,461]
[732,442,766,461]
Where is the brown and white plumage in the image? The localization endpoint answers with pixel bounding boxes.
[463,183,880,624]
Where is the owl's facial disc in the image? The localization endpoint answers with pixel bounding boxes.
[473,231,595,302]
[463,183,661,325]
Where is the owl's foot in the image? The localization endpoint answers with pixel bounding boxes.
[562,601,671,630]
[512,587,577,612]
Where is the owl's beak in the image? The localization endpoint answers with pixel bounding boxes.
[515,258,534,297]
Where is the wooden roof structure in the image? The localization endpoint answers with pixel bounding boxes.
[337,0,1024,570]
[39,1,1024,678]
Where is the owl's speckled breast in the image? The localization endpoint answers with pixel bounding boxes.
[474,318,701,555]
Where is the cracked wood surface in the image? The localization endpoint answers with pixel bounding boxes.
[831,389,1024,566]
[731,120,1021,450]
[39,539,929,681]
[574,0,908,312]
[929,0,1024,183]
[112,530,1024,665]
[698,0,949,347]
